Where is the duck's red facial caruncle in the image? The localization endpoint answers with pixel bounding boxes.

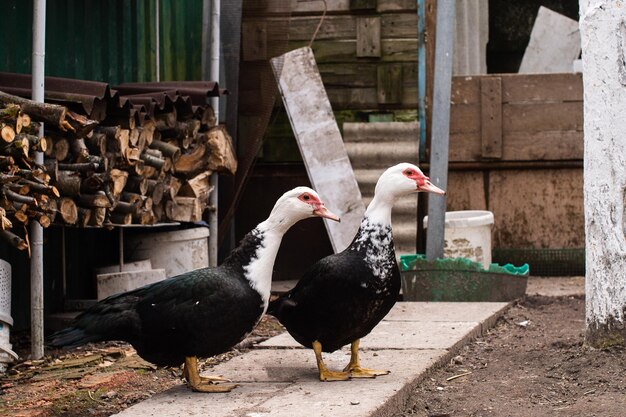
[298,192,341,222]
[402,167,446,195]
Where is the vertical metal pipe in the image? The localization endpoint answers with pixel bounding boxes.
[425,0,455,261]
[155,0,160,82]
[208,0,220,267]
[30,0,46,360]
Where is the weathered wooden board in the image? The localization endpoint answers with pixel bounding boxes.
[261,0,417,14]
[287,14,418,41]
[489,169,584,249]
[480,77,503,158]
[356,17,381,57]
[271,47,365,252]
[446,171,487,211]
[290,39,418,62]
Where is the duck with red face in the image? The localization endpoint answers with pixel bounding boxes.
[268,163,445,381]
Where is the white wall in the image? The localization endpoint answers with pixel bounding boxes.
[579,0,626,346]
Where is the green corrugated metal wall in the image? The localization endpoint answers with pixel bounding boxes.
[0,0,203,84]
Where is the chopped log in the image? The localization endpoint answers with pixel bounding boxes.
[57,161,104,173]
[44,198,57,223]
[12,208,28,224]
[43,136,53,157]
[173,142,206,176]
[58,197,78,225]
[0,228,28,250]
[0,90,71,131]
[129,128,140,147]
[7,183,29,195]
[109,211,132,225]
[85,132,106,156]
[140,152,165,170]
[179,171,213,200]
[113,200,139,215]
[65,110,98,137]
[133,209,154,225]
[165,175,182,200]
[146,179,165,205]
[0,156,14,170]
[0,104,20,121]
[29,210,51,228]
[100,126,129,157]
[15,133,47,153]
[153,202,164,223]
[120,191,143,205]
[43,159,58,182]
[4,188,37,206]
[53,137,70,161]
[71,137,90,162]
[205,126,237,175]
[141,166,159,180]
[80,174,105,194]
[1,136,29,159]
[18,178,60,197]
[148,139,181,163]
[109,169,128,198]
[1,124,15,143]
[89,207,106,227]
[79,191,111,208]
[125,147,142,163]
[154,109,177,130]
[198,105,216,127]
[0,207,12,230]
[56,170,82,196]
[19,112,31,130]
[165,197,204,222]
[76,207,91,227]
[125,175,148,195]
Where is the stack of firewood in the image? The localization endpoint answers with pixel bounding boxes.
[0,88,236,252]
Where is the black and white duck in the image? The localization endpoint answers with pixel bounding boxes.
[268,163,445,381]
[49,186,339,392]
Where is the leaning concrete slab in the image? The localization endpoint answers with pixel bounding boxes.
[112,302,510,417]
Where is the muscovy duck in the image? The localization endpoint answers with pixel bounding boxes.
[268,163,445,381]
[49,186,339,392]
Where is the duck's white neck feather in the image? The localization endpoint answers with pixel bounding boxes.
[243,208,304,312]
[363,191,396,227]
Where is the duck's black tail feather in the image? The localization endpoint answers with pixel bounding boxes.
[47,327,101,348]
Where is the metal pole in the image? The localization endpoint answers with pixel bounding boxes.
[207,0,220,267]
[425,0,455,261]
[30,0,46,360]
[155,0,160,82]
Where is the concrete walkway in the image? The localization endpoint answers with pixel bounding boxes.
[114,301,510,417]
[111,276,585,417]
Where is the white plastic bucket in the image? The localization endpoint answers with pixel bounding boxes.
[423,210,495,270]
[126,227,210,278]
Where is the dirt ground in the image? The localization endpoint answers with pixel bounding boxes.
[400,295,626,417]
[3,295,625,417]
[0,316,284,417]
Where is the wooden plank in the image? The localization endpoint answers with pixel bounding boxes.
[451,76,480,104]
[502,130,583,161]
[489,169,584,248]
[271,47,366,252]
[242,20,267,61]
[450,104,480,134]
[503,102,583,132]
[480,77,503,159]
[290,39,418,63]
[356,17,381,57]
[377,0,417,12]
[288,13,418,41]
[449,132,482,162]
[350,0,377,10]
[501,73,583,103]
[446,170,487,211]
[377,63,403,104]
